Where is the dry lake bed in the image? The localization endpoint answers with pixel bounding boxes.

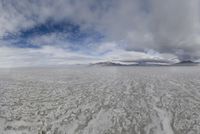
[0,66,200,134]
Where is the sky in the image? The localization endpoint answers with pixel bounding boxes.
[0,0,200,67]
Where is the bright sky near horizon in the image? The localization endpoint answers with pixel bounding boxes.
[0,0,200,67]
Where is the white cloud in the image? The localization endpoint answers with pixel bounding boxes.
[0,46,98,68]
[0,0,200,67]
[0,41,178,68]
[29,33,71,47]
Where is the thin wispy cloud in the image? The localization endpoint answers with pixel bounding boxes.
[0,0,200,67]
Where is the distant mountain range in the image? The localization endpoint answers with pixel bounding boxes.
[91,60,199,67]
[173,60,199,66]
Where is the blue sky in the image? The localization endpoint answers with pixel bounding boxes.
[3,19,103,50]
[0,0,200,67]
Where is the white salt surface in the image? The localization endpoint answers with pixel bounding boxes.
[0,66,200,134]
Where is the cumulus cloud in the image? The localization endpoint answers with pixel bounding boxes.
[0,46,98,68]
[150,0,200,60]
[0,0,200,67]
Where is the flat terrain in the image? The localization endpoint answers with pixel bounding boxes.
[0,66,200,134]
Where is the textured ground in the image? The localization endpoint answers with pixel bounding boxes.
[0,66,200,134]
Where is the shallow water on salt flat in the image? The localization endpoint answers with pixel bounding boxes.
[0,66,200,134]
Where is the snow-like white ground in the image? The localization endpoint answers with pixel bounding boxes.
[0,66,200,134]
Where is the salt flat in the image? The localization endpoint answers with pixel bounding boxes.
[0,66,200,134]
